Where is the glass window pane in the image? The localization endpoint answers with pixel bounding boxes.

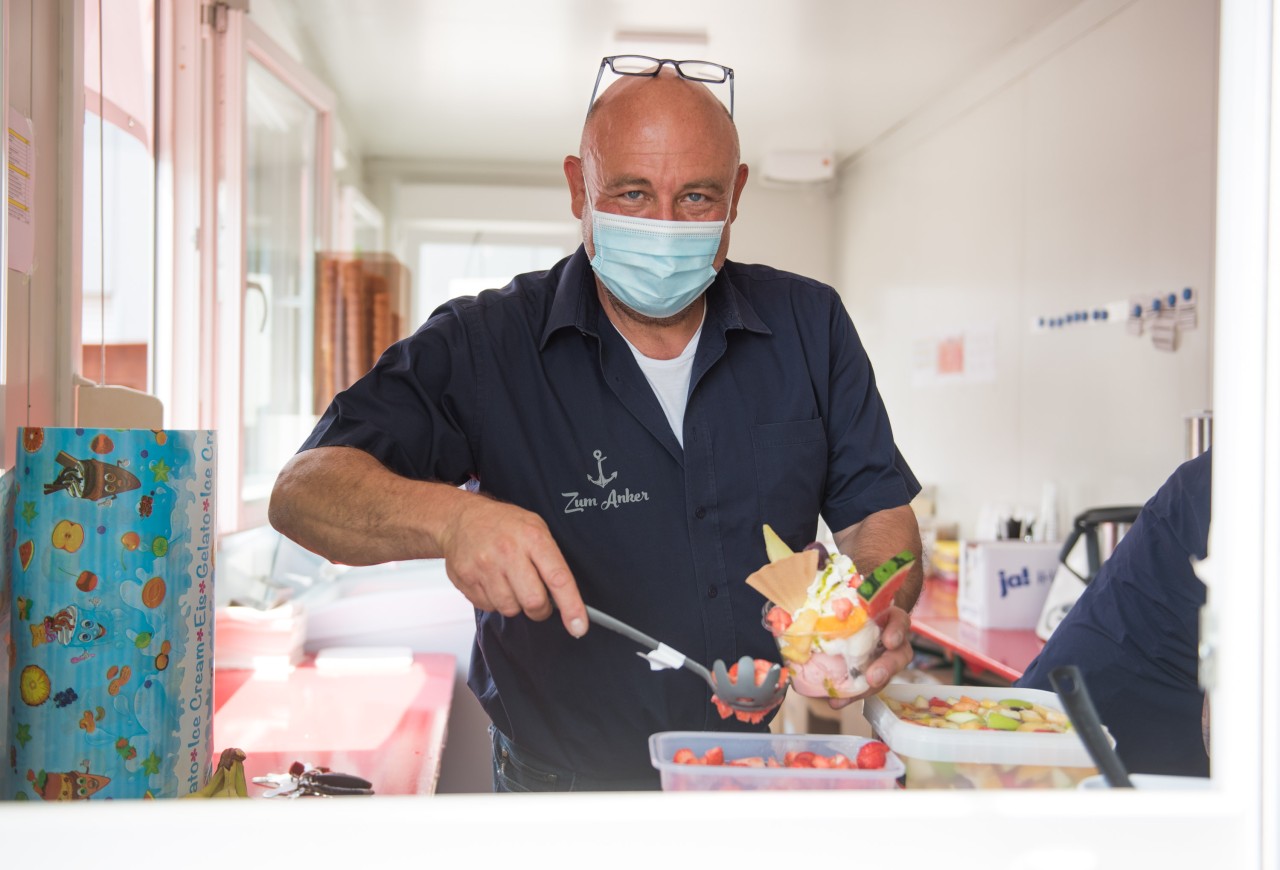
[81,0,155,392]
[240,57,319,501]
[416,239,570,323]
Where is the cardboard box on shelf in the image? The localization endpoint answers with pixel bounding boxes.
[957,540,1060,629]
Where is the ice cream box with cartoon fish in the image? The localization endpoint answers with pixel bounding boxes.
[3,427,217,800]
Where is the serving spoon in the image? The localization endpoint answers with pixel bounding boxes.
[583,604,789,715]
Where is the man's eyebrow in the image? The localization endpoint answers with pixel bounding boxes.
[602,176,727,193]
[603,175,653,189]
[680,178,727,193]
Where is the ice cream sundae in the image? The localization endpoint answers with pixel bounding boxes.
[749,526,914,699]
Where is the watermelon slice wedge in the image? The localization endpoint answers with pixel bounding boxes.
[853,550,915,617]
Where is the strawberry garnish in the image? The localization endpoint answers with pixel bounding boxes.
[855,740,889,770]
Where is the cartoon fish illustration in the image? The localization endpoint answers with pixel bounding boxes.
[29,603,110,650]
[27,761,111,800]
[43,451,141,505]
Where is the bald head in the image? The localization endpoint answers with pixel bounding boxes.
[582,68,740,164]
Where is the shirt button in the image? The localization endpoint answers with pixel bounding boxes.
[695,507,707,519]
[708,586,718,599]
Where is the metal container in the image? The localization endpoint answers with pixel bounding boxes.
[1185,410,1213,460]
[1059,506,1142,586]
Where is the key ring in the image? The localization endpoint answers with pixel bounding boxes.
[252,761,374,798]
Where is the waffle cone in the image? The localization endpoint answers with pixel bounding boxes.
[745,549,819,612]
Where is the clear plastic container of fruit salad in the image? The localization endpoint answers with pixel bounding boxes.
[863,683,1106,789]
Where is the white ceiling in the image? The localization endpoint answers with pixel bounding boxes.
[257,0,1084,172]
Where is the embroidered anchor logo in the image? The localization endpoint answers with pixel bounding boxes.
[587,450,617,489]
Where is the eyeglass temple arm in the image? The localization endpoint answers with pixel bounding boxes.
[587,61,608,117]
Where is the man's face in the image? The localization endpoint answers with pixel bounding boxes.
[565,74,748,273]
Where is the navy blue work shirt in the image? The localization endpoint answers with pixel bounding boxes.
[301,247,920,781]
[1017,448,1211,777]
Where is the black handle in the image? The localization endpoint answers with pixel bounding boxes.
[1059,506,1143,584]
[310,772,373,790]
[1073,505,1144,526]
[304,771,375,795]
[1048,665,1133,788]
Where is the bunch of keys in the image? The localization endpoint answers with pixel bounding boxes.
[252,761,374,798]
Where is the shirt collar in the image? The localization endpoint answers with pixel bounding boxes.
[540,246,771,350]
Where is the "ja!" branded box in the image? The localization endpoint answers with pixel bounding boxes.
[957,540,1061,629]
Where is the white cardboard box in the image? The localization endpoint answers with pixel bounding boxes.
[957,540,1061,629]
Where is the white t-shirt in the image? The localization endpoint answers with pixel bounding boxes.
[619,312,705,448]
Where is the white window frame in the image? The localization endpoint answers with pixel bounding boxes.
[210,7,333,534]
[17,0,1275,856]
[153,0,210,431]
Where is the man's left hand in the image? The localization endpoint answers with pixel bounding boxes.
[827,605,914,709]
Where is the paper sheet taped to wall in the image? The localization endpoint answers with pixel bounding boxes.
[912,326,996,387]
[7,108,35,276]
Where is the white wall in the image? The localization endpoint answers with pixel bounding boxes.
[836,0,1218,537]
[385,171,836,329]
[732,180,836,287]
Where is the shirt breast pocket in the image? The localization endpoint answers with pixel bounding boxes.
[751,419,828,543]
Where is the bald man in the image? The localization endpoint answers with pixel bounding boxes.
[271,61,922,791]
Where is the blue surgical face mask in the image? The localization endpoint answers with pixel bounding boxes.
[588,208,725,319]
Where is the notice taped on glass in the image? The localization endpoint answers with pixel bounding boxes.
[7,108,34,276]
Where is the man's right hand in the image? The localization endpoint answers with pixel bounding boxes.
[439,495,588,637]
[270,446,588,638]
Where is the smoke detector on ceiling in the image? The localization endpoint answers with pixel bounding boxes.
[760,149,836,185]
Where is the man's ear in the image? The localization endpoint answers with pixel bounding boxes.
[729,163,749,223]
[564,155,586,219]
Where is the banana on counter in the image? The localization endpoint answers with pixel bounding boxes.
[181,747,250,799]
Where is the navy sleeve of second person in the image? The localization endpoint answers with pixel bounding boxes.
[1016,449,1212,777]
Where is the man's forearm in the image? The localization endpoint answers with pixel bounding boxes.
[268,445,469,566]
[833,504,924,611]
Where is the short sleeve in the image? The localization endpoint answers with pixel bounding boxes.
[299,304,478,486]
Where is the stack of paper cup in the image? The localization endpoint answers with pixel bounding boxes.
[3,427,216,800]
